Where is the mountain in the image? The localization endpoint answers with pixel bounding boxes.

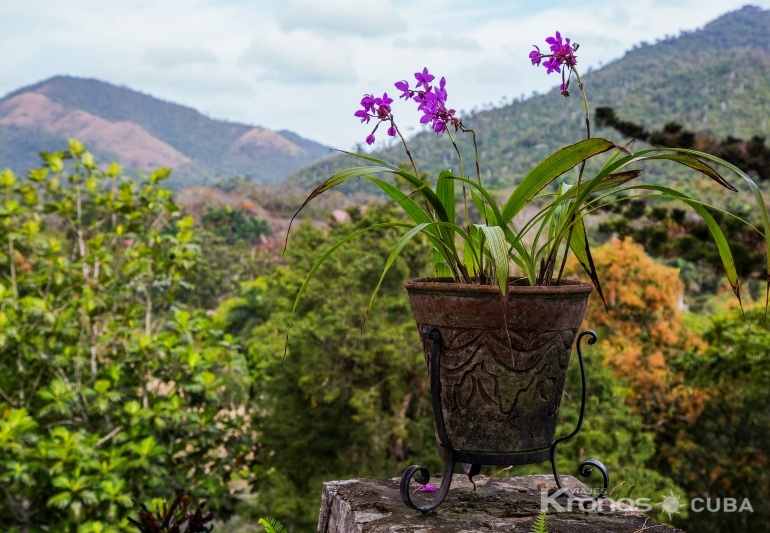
[0,76,333,186]
[287,5,770,192]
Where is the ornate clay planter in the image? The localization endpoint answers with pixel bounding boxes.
[399,277,608,512]
[405,277,591,454]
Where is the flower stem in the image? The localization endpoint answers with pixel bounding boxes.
[393,121,419,178]
[555,68,590,284]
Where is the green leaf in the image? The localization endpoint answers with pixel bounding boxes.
[68,138,85,155]
[0,168,17,187]
[436,169,455,225]
[259,517,288,533]
[149,167,172,183]
[361,222,431,330]
[567,216,605,307]
[501,137,616,223]
[367,177,433,227]
[529,511,551,533]
[463,231,481,277]
[638,153,737,191]
[287,152,453,240]
[477,224,509,296]
[616,184,742,304]
[432,248,453,277]
[107,162,122,177]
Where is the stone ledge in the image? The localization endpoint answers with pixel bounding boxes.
[318,474,684,532]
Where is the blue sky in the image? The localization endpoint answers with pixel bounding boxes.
[1,0,768,151]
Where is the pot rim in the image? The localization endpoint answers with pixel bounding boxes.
[404,277,593,297]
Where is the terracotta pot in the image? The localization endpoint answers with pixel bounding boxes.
[404,277,592,456]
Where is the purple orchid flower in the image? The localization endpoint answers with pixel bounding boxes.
[529,46,544,66]
[414,67,435,89]
[394,80,411,99]
[532,32,578,78]
[356,67,456,145]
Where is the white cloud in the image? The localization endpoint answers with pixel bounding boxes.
[393,34,482,51]
[240,29,356,84]
[279,0,407,37]
[143,46,219,69]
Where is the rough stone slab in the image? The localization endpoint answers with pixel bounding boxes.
[317,474,684,532]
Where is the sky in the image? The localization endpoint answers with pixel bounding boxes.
[1,0,769,152]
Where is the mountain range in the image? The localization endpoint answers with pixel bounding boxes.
[0,5,768,193]
[0,76,332,187]
[287,4,770,193]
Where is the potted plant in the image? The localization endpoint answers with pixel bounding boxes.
[285,32,769,510]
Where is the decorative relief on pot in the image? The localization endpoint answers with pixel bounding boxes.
[419,325,578,453]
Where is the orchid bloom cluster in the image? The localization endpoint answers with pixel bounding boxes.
[529,32,579,96]
[355,34,579,145]
[354,67,459,145]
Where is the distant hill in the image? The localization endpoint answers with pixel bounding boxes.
[287,5,770,192]
[0,76,333,186]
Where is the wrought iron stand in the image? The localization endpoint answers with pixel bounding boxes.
[400,328,609,512]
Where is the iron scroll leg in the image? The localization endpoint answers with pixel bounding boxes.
[550,330,610,498]
[399,451,454,512]
[400,327,456,512]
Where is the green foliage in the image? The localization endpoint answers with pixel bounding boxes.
[238,204,438,530]
[564,348,686,508]
[0,142,256,530]
[529,512,550,533]
[257,517,287,533]
[289,89,768,337]
[596,107,770,311]
[226,203,689,529]
[598,200,765,299]
[201,205,271,246]
[666,307,770,531]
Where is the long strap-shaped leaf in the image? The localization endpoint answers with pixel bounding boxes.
[361,221,473,330]
[594,147,769,312]
[336,151,454,221]
[567,215,605,307]
[638,154,737,191]
[609,184,743,305]
[287,157,452,244]
[436,169,455,225]
[501,138,616,224]
[477,224,509,296]
[366,176,432,226]
[366,175,462,276]
[670,148,770,312]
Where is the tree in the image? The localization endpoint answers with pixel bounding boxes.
[570,237,706,425]
[596,106,770,182]
[200,205,271,246]
[238,205,438,530]
[0,141,256,531]
[667,307,770,531]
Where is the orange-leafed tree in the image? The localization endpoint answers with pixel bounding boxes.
[568,236,706,433]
